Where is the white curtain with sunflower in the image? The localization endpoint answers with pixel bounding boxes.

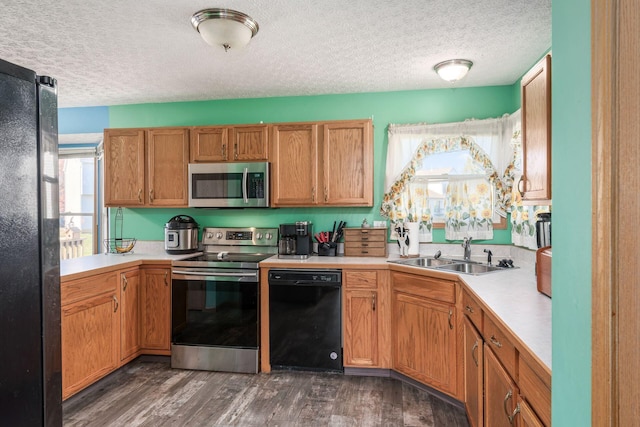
[381,112,521,242]
[444,178,494,240]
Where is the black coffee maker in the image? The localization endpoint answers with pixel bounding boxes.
[536,212,551,248]
[278,221,313,259]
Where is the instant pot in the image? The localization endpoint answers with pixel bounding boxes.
[164,215,199,254]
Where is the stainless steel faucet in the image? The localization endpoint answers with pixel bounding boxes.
[462,237,472,260]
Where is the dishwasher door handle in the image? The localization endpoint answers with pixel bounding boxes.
[269,281,341,287]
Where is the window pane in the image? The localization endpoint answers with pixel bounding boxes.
[59,156,95,259]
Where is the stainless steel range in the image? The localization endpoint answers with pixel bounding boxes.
[171,227,278,373]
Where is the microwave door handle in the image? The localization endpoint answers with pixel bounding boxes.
[242,167,249,204]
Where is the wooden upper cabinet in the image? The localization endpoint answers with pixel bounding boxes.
[323,120,373,206]
[104,129,145,206]
[147,128,189,206]
[230,125,268,161]
[270,119,374,207]
[270,123,319,206]
[190,124,267,162]
[190,126,229,162]
[521,53,552,203]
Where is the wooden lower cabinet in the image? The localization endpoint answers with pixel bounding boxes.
[343,270,390,368]
[484,345,519,427]
[61,272,120,400]
[120,268,141,362]
[464,316,484,427]
[140,266,171,352]
[518,396,545,427]
[393,290,457,396]
[61,263,173,400]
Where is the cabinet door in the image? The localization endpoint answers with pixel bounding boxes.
[104,129,145,206]
[393,292,457,396]
[518,396,545,427]
[230,125,268,161]
[140,267,171,352]
[322,120,373,206]
[521,54,552,202]
[464,316,484,427]
[120,268,140,362]
[190,126,229,162]
[344,289,378,367]
[484,345,519,427]
[270,123,319,206]
[61,291,119,399]
[147,128,189,206]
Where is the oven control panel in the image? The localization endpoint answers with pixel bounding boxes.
[202,227,278,246]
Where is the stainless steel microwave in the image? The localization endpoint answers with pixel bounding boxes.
[188,162,269,208]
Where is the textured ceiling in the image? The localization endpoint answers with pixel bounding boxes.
[0,0,551,108]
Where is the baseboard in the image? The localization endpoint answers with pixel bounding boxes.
[344,367,392,377]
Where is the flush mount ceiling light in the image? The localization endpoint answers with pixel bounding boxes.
[434,59,473,82]
[191,8,259,52]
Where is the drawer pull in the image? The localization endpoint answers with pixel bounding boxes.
[465,305,474,313]
[122,275,128,291]
[113,295,119,313]
[164,271,169,286]
[362,251,369,254]
[490,335,503,348]
[471,341,479,367]
[448,309,453,330]
[137,189,142,203]
[372,293,376,311]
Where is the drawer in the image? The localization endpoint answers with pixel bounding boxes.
[61,271,119,306]
[344,270,377,289]
[343,228,387,243]
[344,246,387,257]
[483,315,516,378]
[462,291,483,331]
[519,355,551,426]
[391,271,455,304]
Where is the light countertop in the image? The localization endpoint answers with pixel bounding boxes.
[60,248,550,373]
[60,251,200,281]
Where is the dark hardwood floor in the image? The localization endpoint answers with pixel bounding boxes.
[63,358,469,426]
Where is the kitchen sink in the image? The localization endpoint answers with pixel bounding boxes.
[436,262,506,275]
[389,257,512,275]
[398,257,456,267]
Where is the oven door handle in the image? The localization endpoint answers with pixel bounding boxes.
[172,270,258,282]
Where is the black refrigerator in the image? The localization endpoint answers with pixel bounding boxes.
[0,58,62,425]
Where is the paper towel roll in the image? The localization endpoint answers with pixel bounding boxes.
[407,222,420,256]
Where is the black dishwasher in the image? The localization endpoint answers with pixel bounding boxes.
[268,269,342,372]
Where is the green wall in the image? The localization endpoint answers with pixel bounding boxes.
[551,1,591,425]
[109,87,518,242]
